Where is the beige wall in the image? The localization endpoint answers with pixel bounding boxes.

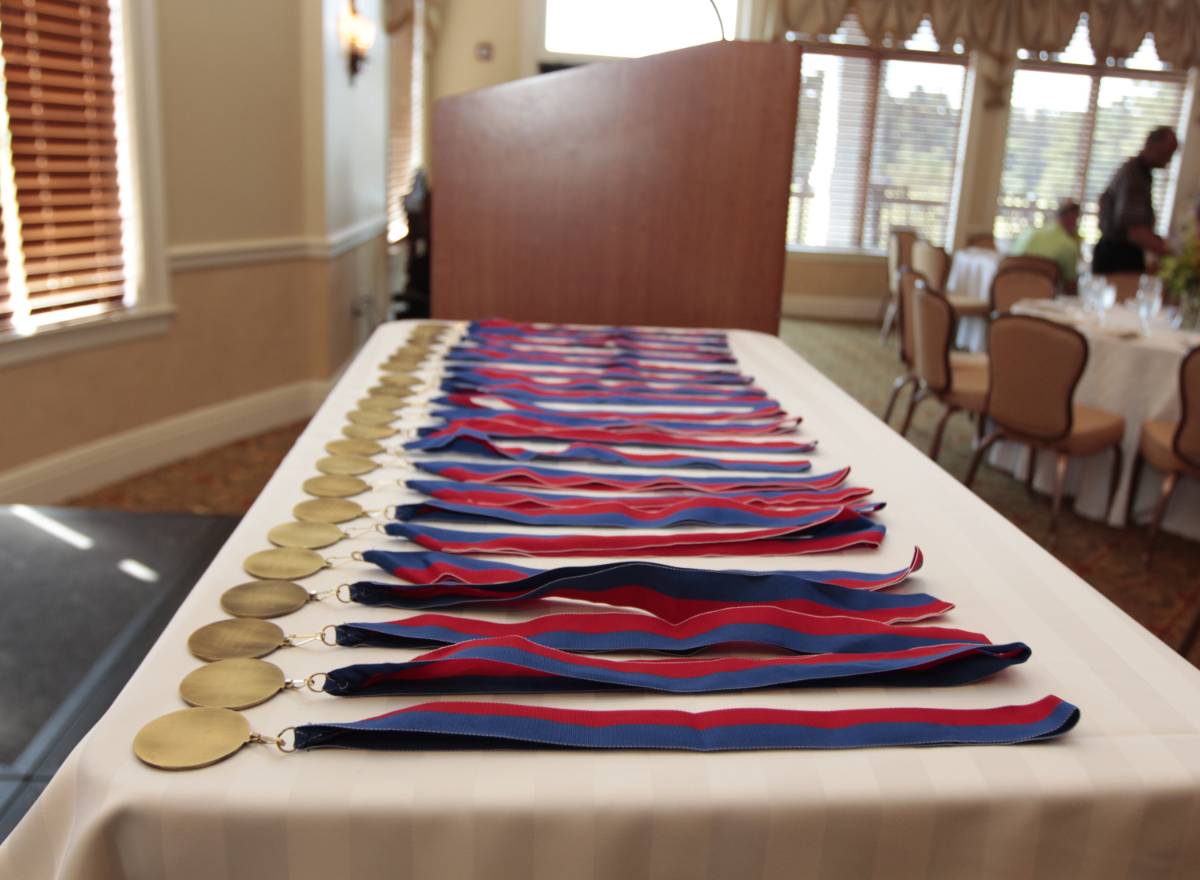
[0,0,389,478]
[430,0,524,100]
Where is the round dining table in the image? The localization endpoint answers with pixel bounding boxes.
[986,299,1200,541]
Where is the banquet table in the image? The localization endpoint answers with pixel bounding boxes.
[989,300,1200,540]
[5,320,1200,880]
[945,246,1002,352]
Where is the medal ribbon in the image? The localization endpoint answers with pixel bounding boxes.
[355,549,940,622]
[427,408,801,436]
[440,379,771,406]
[389,496,883,529]
[446,346,736,367]
[319,636,1031,696]
[436,392,787,420]
[469,318,730,343]
[384,515,886,556]
[466,335,733,357]
[417,420,815,452]
[406,478,871,508]
[411,460,845,492]
[334,606,986,654]
[393,487,881,528]
[444,366,755,390]
[292,696,1081,751]
[405,429,817,470]
[444,365,753,386]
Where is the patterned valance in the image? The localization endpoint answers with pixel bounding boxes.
[761,0,1200,69]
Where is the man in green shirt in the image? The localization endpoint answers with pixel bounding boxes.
[1010,200,1082,293]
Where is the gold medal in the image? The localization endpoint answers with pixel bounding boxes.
[133,707,251,770]
[221,579,311,618]
[325,437,383,456]
[188,618,286,661]
[302,474,368,497]
[293,497,364,524]
[267,521,346,550]
[343,423,395,440]
[316,455,378,476]
[243,547,326,579]
[180,658,287,710]
[380,373,422,389]
[358,395,410,412]
[367,383,413,398]
[347,409,395,427]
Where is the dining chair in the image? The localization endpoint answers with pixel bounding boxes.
[1102,272,1141,303]
[880,228,917,342]
[999,255,1062,287]
[903,287,989,463]
[1126,346,1200,565]
[913,238,990,320]
[964,315,1125,538]
[990,267,1057,315]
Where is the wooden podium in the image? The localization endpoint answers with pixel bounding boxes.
[430,41,801,333]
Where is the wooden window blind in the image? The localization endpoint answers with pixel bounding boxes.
[995,27,1186,247]
[0,0,126,332]
[787,24,966,251]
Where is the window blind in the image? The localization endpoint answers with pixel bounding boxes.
[788,47,966,250]
[995,29,1185,247]
[0,0,125,330]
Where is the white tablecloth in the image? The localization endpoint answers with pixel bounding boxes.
[945,247,1003,352]
[989,301,1200,540]
[5,320,1200,879]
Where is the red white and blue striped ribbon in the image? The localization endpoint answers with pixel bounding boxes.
[439,379,771,406]
[318,635,1031,696]
[411,461,844,492]
[468,318,730,343]
[292,696,1081,751]
[427,408,801,436]
[405,429,817,470]
[463,336,734,358]
[435,392,789,422]
[384,515,886,557]
[417,420,814,452]
[444,366,755,389]
[389,494,883,529]
[333,606,985,654]
[405,479,871,509]
[355,549,941,622]
[446,346,736,367]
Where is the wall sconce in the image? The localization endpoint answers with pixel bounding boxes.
[339,0,377,80]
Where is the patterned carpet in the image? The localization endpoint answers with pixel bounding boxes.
[780,318,1200,665]
[63,322,1200,663]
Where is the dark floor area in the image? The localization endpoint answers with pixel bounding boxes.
[0,506,236,842]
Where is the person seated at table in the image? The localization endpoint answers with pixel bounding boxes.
[1010,199,1082,294]
[1093,126,1178,275]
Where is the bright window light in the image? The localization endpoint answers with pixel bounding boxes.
[545,0,738,58]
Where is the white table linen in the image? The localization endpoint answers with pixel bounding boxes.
[5,320,1200,880]
[988,301,1200,540]
[945,247,1003,352]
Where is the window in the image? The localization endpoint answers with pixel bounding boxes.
[0,0,147,338]
[995,25,1186,247]
[543,0,737,59]
[787,19,967,251]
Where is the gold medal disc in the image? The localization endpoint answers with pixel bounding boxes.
[221,579,311,618]
[367,384,411,397]
[380,373,422,389]
[358,395,409,412]
[343,423,395,440]
[133,707,251,770]
[325,438,383,456]
[303,474,369,497]
[347,409,395,427]
[180,658,287,710]
[382,357,425,371]
[243,547,326,579]
[267,521,345,550]
[316,455,378,476]
[293,497,364,524]
[188,618,286,661]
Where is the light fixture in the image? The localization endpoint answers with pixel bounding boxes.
[339,0,377,80]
